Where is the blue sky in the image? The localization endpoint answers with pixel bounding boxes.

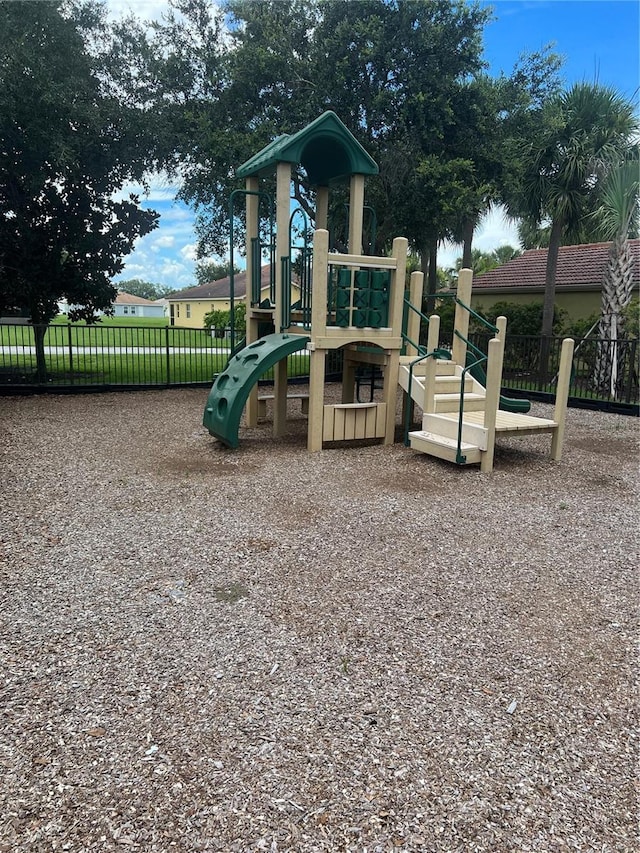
[108,0,640,289]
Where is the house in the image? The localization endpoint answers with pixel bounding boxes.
[112,291,166,319]
[469,239,640,322]
[57,291,166,319]
[167,266,301,328]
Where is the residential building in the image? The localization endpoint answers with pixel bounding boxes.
[469,239,640,321]
[167,266,301,328]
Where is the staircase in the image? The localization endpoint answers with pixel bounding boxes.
[398,356,486,465]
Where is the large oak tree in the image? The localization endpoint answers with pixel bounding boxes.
[0,1,159,377]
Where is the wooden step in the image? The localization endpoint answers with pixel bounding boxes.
[399,357,457,376]
[434,375,474,394]
[433,392,486,413]
[409,430,481,464]
[422,413,488,450]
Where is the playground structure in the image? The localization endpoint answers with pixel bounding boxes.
[203,112,575,472]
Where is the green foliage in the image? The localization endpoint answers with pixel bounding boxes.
[195,261,240,285]
[621,299,639,338]
[117,279,175,300]
[453,246,521,276]
[129,0,500,261]
[563,313,600,339]
[203,309,229,334]
[504,82,638,336]
[203,301,246,334]
[481,301,567,336]
[0,2,159,328]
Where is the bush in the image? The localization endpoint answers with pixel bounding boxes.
[480,301,567,337]
[203,302,247,335]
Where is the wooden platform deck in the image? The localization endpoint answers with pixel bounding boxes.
[435,409,558,438]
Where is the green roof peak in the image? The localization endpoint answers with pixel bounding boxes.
[236,111,378,184]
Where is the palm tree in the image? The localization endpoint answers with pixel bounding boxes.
[592,152,640,396]
[509,83,637,346]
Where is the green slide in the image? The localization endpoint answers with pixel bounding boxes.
[465,350,531,414]
[203,333,310,448]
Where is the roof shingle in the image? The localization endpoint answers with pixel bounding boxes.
[169,266,272,301]
[472,239,640,291]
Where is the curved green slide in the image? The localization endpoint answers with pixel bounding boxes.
[203,333,310,448]
[465,350,531,414]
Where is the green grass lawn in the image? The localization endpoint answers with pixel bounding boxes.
[0,351,311,386]
[0,316,230,349]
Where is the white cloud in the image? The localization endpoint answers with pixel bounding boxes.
[180,243,198,261]
[103,0,173,24]
[438,206,521,269]
[153,234,176,249]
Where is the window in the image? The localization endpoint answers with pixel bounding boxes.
[123,306,128,315]
[176,305,180,317]
[130,306,136,315]
[186,304,191,318]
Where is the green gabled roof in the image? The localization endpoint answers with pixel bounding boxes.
[236,111,378,184]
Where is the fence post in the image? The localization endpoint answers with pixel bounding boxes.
[623,339,637,404]
[165,326,171,386]
[67,324,74,385]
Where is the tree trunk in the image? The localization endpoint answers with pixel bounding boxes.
[541,216,563,338]
[539,216,564,387]
[461,218,475,269]
[34,323,48,385]
[593,236,635,397]
[421,237,438,315]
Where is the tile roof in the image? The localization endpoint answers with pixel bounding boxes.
[169,266,272,301]
[472,239,640,291]
[114,291,160,305]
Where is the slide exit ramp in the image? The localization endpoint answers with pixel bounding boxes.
[203,333,310,448]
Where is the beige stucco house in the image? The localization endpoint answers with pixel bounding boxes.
[469,239,640,321]
[168,266,301,328]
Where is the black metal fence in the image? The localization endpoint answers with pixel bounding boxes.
[470,332,638,413]
[1,323,637,414]
[0,323,311,391]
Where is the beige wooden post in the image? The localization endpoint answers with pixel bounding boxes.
[245,176,260,308]
[383,350,400,444]
[405,270,424,356]
[275,162,291,331]
[387,237,409,335]
[481,322,506,473]
[307,348,326,451]
[348,174,365,254]
[451,268,473,367]
[342,360,356,403]
[495,314,507,342]
[308,228,330,450]
[316,186,329,231]
[245,176,260,427]
[311,229,329,337]
[423,314,441,414]
[273,162,291,437]
[551,337,575,460]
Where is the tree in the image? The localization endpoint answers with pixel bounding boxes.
[453,245,521,276]
[0,2,159,379]
[117,279,175,300]
[195,260,240,285]
[591,150,640,395]
[506,83,638,341]
[131,0,491,268]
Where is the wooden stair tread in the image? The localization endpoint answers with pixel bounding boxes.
[409,430,482,464]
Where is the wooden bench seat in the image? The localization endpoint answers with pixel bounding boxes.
[257,393,309,418]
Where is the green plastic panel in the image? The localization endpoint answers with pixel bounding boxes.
[203,333,310,448]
